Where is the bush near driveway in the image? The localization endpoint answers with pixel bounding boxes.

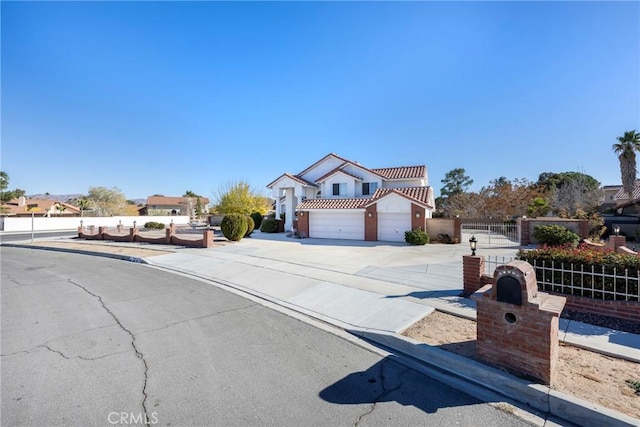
[405,228,430,245]
[221,214,248,241]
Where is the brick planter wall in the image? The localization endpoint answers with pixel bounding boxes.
[557,293,640,322]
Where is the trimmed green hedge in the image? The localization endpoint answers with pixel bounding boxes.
[533,224,580,247]
[221,214,248,241]
[144,221,165,230]
[250,212,263,230]
[405,228,430,245]
[245,215,255,237]
[260,218,279,233]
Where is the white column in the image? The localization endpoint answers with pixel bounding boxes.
[285,188,295,231]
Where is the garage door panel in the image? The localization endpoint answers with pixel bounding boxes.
[378,213,411,242]
[309,212,364,240]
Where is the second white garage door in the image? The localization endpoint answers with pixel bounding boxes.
[378,212,411,242]
[309,212,365,240]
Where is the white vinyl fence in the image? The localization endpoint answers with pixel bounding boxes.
[0,215,190,232]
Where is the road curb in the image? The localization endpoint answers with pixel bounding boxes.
[0,243,149,265]
[352,330,638,427]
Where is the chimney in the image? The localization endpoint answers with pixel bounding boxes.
[18,195,26,207]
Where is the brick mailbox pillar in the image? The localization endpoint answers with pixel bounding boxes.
[474,260,566,385]
[463,255,485,296]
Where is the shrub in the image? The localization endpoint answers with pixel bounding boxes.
[405,228,430,245]
[220,214,248,241]
[533,225,580,247]
[144,221,165,230]
[250,212,263,230]
[245,215,255,237]
[260,218,279,233]
[516,244,640,300]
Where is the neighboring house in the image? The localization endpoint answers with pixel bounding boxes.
[266,153,435,242]
[600,180,640,212]
[0,196,81,217]
[601,184,623,210]
[143,196,210,217]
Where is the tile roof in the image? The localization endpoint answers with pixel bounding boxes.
[369,186,434,208]
[295,186,433,210]
[296,198,369,210]
[266,173,318,189]
[315,163,366,183]
[1,198,80,215]
[146,196,210,206]
[371,165,426,180]
[613,180,640,200]
[296,153,352,177]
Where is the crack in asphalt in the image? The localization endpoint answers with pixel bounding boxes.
[354,360,409,426]
[67,279,151,427]
[138,303,257,336]
[38,344,132,361]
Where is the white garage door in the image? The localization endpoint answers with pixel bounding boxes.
[378,212,411,242]
[309,212,364,240]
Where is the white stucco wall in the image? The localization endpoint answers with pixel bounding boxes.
[376,194,412,213]
[298,156,345,183]
[0,215,190,232]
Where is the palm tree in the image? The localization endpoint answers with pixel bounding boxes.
[612,130,640,198]
[76,198,90,217]
[55,204,66,216]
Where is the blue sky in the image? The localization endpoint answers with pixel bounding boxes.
[2,1,639,201]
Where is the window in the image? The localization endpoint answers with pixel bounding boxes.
[332,183,347,196]
[362,182,378,196]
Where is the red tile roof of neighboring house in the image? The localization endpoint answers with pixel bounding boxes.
[613,180,640,200]
[371,165,426,180]
[146,196,209,206]
[1,198,80,216]
[296,198,368,210]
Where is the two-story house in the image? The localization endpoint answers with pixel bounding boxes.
[266,153,434,242]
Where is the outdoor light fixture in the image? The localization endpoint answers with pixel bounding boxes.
[469,235,477,256]
[80,220,83,227]
[368,212,373,218]
[300,212,304,216]
[614,225,620,236]
[119,220,122,226]
[133,221,137,228]
[415,211,421,218]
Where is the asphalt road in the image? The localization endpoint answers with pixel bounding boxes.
[1,247,530,427]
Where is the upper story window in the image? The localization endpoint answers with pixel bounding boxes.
[362,182,378,196]
[332,183,347,196]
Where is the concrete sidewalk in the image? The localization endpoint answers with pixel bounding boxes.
[3,233,639,426]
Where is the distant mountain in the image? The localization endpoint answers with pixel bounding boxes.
[28,194,84,202]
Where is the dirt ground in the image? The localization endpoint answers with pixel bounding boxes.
[402,311,640,420]
[25,241,173,258]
